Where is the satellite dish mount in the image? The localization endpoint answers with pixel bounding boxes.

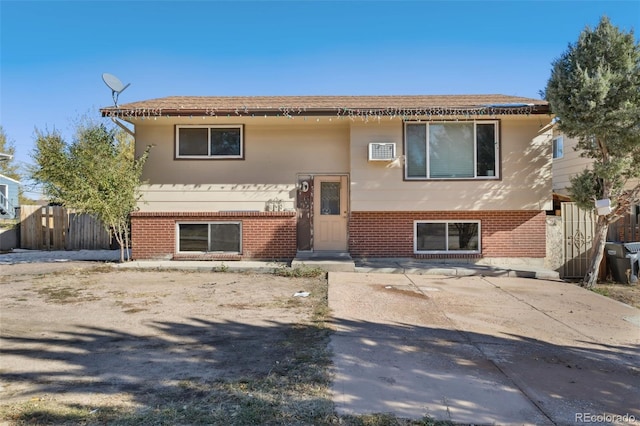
[102,73,130,107]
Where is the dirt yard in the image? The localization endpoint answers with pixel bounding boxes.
[1,261,638,425]
[592,281,640,309]
[0,263,334,425]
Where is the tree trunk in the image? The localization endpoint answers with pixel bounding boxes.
[113,225,125,263]
[124,223,130,261]
[118,237,125,263]
[582,215,610,288]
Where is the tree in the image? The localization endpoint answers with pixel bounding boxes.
[544,16,640,288]
[31,121,150,262]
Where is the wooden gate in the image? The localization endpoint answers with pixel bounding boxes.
[561,202,596,279]
[20,205,111,250]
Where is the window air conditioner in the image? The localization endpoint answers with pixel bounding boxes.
[368,143,396,161]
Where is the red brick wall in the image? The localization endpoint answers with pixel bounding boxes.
[349,210,546,258]
[130,211,297,260]
[131,210,546,261]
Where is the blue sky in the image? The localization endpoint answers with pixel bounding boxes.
[1,0,639,189]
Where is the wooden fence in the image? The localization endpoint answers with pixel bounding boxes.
[608,209,639,242]
[20,205,111,250]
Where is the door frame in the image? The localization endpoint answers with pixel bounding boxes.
[296,173,350,252]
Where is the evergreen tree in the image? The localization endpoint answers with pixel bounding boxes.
[544,16,640,287]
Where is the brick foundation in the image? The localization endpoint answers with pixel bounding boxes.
[131,210,546,261]
[349,210,546,259]
[130,211,297,260]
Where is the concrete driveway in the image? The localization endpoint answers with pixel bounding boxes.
[328,273,640,425]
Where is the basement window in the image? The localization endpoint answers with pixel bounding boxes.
[414,220,480,254]
[177,222,242,253]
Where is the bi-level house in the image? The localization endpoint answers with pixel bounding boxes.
[101,95,553,267]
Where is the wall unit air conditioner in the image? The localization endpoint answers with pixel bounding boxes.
[368,143,396,161]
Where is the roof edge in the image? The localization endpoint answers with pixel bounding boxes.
[0,173,22,184]
[101,104,550,118]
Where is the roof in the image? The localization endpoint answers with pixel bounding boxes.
[100,94,550,119]
[0,174,21,184]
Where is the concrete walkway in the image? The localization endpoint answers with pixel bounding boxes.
[328,272,640,425]
[0,249,561,281]
[117,258,561,280]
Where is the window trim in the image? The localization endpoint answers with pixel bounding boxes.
[176,221,242,254]
[175,124,244,159]
[403,120,500,180]
[0,184,7,210]
[552,135,564,159]
[414,220,481,254]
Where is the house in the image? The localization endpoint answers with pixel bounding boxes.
[0,173,20,219]
[551,132,591,199]
[552,129,639,241]
[100,94,553,267]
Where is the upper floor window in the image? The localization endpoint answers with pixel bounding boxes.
[176,125,244,159]
[404,121,499,180]
[552,136,564,159]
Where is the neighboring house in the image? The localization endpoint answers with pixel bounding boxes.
[101,94,553,267]
[551,132,592,198]
[0,173,20,219]
[551,129,639,241]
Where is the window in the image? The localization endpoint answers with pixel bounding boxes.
[176,125,243,158]
[414,221,480,253]
[178,222,241,253]
[320,182,341,215]
[552,136,564,159]
[405,121,498,179]
[0,184,7,210]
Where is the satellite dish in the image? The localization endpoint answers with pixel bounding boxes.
[102,73,130,107]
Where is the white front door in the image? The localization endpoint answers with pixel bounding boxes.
[313,175,348,251]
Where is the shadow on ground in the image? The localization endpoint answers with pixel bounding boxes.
[2,315,639,424]
[329,318,640,424]
[1,317,333,424]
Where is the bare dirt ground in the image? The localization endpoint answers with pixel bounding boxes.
[592,281,640,309]
[0,262,332,424]
[1,261,638,425]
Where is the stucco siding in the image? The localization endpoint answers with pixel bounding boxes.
[134,118,349,211]
[137,184,296,212]
[349,117,553,211]
[134,115,553,213]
